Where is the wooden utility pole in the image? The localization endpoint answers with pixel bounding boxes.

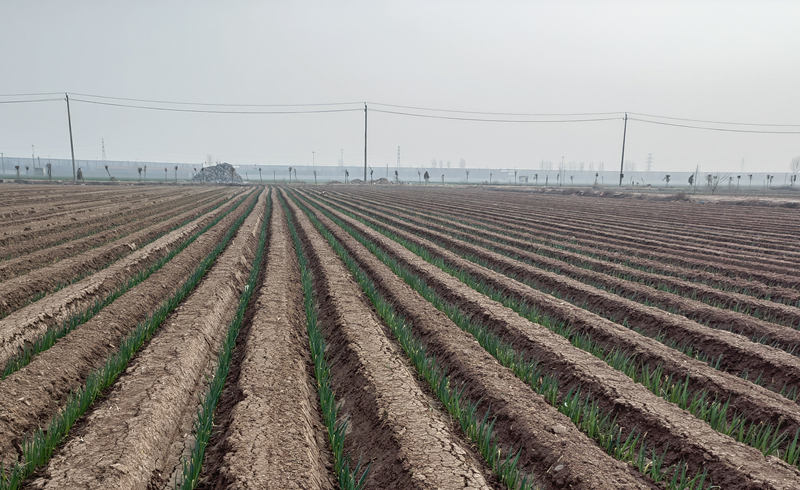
[364,102,368,181]
[65,93,77,182]
[618,112,628,186]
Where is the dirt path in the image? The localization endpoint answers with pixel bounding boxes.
[288,194,492,489]
[199,196,334,489]
[297,193,653,489]
[0,191,246,368]
[28,191,266,489]
[0,192,256,467]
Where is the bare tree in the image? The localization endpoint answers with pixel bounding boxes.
[288,166,293,182]
[663,174,671,187]
[104,165,111,179]
[137,167,143,181]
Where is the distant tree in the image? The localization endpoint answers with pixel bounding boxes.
[313,169,318,185]
[544,175,548,186]
[370,168,374,183]
[394,169,399,183]
[570,175,574,185]
[514,169,518,184]
[489,172,493,184]
[663,174,671,187]
[164,167,168,181]
[46,162,52,180]
[137,167,143,181]
[688,174,694,186]
[288,166,293,182]
[417,170,421,183]
[594,172,599,185]
[25,165,29,175]
[258,168,262,183]
[174,165,179,182]
[423,170,430,183]
[465,170,469,183]
[534,173,538,185]
[143,164,147,179]
[441,173,445,184]
[76,167,83,181]
[15,165,20,178]
[344,169,349,183]
[748,174,753,186]
[104,165,111,179]
[736,175,741,189]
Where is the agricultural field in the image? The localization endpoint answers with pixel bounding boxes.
[1,182,800,489]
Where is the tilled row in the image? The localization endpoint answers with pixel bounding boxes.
[198,193,334,489]
[0,186,163,225]
[0,191,246,369]
[0,187,228,261]
[324,192,800,343]
[287,193,494,489]
[27,190,267,489]
[0,190,257,468]
[344,188,800,305]
[318,191,800,395]
[291,192,654,489]
[349,188,800,289]
[324,190,800,328]
[434,188,800,257]
[0,190,241,318]
[294,189,800,488]
[0,190,229,281]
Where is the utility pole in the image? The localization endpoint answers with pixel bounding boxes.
[618,112,628,186]
[364,102,368,181]
[65,93,77,182]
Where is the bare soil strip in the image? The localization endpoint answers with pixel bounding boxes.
[0,192,226,281]
[296,193,653,489]
[324,193,800,395]
[340,189,800,305]
[299,192,800,449]
[298,191,800,489]
[0,192,256,468]
[198,195,334,489]
[0,190,242,318]
[288,195,492,489]
[0,188,226,262]
[330,192,800,343]
[0,192,245,368]
[26,191,264,489]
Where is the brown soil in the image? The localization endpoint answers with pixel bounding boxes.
[0,191,228,281]
[344,188,800,288]
[342,189,800,305]
[288,193,493,489]
[26,191,265,489]
[322,193,800,395]
[0,188,228,262]
[299,193,653,489]
[297,190,800,489]
[199,194,334,489]
[326,190,800,327]
[328,192,800,346]
[0,191,257,468]
[0,191,246,368]
[0,191,243,318]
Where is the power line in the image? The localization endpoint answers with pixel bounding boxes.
[369,101,621,117]
[371,108,622,123]
[629,112,800,128]
[70,98,363,114]
[70,92,362,108]
[0,92,63,97]
[0,98,63,104]
[629,117,800,134]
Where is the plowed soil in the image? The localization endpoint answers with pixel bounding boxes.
[3,183,800,489]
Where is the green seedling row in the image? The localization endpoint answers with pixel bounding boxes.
[289,193,535,490]
[0,192,258,490]
[294,192,711,489]
[1,191,251,378]
[177,189,272,489]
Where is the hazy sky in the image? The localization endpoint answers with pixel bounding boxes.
[1,1,799,172]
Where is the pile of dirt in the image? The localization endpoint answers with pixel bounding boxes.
[192,163,243,184]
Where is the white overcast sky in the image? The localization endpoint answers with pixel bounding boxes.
[1,0,798,172]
